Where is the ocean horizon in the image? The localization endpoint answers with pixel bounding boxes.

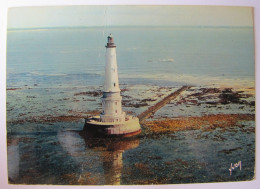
[7,25,255,89]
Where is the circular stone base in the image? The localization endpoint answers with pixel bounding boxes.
[83,116,141,137]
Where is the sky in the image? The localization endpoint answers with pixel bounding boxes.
[7,5,253,29]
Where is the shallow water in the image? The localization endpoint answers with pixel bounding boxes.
[7,120,255,185]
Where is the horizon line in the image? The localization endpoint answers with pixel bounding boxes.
[7,25,254,31]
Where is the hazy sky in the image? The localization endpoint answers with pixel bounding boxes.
[7,5,253,28]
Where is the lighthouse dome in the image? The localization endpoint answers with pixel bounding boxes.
[106,34,116,48]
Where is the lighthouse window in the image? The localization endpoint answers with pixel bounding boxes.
[115,110,117,113]
[115,102,117,105]
[114,83,116,87]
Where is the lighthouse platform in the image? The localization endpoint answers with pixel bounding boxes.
[83,116,141,137]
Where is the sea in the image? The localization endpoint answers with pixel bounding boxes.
[6,26,255,185]
[7,26,255,89]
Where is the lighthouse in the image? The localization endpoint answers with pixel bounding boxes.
[101,34,125,123]
[83,34,141,136]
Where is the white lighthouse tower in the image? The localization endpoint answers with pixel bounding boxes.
[100,34,125,123]
[83,34,141,136]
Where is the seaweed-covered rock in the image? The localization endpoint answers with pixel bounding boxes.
[74,90,102,97]
[219,88,241,104]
